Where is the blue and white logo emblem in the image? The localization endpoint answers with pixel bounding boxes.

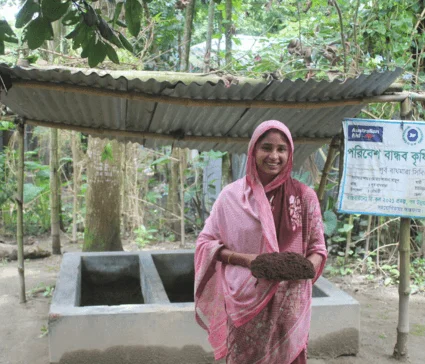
[403,127,423,146]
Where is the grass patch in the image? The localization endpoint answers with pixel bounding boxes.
[411,324,425,337]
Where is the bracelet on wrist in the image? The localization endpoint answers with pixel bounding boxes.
[228,252,235,265]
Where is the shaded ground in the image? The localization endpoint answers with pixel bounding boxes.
[0,237,424,364]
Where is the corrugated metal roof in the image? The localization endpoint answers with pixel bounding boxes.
[0,64,402,167]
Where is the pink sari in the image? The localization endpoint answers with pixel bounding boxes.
[195,120,327,363]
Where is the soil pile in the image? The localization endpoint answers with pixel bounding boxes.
[250,252,315,281]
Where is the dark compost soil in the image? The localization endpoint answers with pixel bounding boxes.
[250,252,315,281]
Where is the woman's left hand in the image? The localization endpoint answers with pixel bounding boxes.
[307,253,323,273]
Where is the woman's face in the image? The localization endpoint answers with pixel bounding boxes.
[254,130,290,185]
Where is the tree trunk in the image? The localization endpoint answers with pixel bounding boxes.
[181,0,197,71]
[216,11,223,68]
[50,128,61,255]
[204,0,215,73]
[83,137,123,251]
[224,0,232,66]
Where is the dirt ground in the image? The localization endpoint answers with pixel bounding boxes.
[0,236,424,364]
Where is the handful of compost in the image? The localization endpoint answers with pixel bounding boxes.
[250,252,315,281]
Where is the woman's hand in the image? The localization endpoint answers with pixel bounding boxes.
[307,253,323,274]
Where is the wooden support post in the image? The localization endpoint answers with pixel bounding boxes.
[317,135,340,211]
[50,128,61,255]
[393,97,412,360]
[179,149,185,248]
[394,217,411,359]
[16,120,26,303]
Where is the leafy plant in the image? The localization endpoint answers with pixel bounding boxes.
[324,256,353,277]
[134,225,158,248]
[323,210,338,236]
[39,325,48,338]
[27,283,55,298]
[410,258,425,294]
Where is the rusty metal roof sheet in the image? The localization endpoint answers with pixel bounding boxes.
[0,64,403,167]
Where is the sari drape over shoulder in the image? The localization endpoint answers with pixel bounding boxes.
[195,120,327,363]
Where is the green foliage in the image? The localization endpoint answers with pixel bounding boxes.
[151,155,170,166]
[23,183,44,204]
[324,256,353,277]
[39,325,48,338]
[0,144,52,235]
[101,142,113,162]
[291,171,312,187]
[378,259,425,293]
[23,16,54,50]
[15,0,39,29]
[41,0,70,22]
[1,0,140,64]
[411,324,425,337]
[0,18,18,54]
[410,258,425,294]
[27,282,55,298]
[125,0,143,37]
[323,210,338,236]
[134,225,158,248]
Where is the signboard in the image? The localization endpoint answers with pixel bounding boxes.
[337,118,425,218]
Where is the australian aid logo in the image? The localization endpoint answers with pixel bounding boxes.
[348,125,383,142]
[402,126,423,146]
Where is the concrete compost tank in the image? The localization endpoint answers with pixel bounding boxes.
[48,250,359,364]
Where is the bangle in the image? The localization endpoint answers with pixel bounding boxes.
[228,252,235,265]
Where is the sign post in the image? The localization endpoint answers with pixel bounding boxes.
[338,110,417,360]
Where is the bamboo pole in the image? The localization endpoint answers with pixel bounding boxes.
[345,214,354,259]
[50,128,61,255]
[394,218,411,359]
[122,143,128,235]
[317,135,340,210]
[71,131,79,244]
[377,216,382,269]
[393,98,411,360]
[21,118,331,145]
[11,81,425,109]
[362,215,373,273]
[179,149,185,248]
[16,120,26,303]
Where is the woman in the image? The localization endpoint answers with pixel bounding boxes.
[194,120,327,364]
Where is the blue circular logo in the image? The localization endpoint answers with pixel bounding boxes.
[403,126,423,146]
[407,128,419,142]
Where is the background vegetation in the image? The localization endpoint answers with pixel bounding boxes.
[0,0,424,293]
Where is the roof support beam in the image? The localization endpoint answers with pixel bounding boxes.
[11,80,425,109]
[19,118,332,145]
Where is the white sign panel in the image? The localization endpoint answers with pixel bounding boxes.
[338,118,425,218]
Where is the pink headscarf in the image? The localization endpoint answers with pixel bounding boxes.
[195,120,315,360]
